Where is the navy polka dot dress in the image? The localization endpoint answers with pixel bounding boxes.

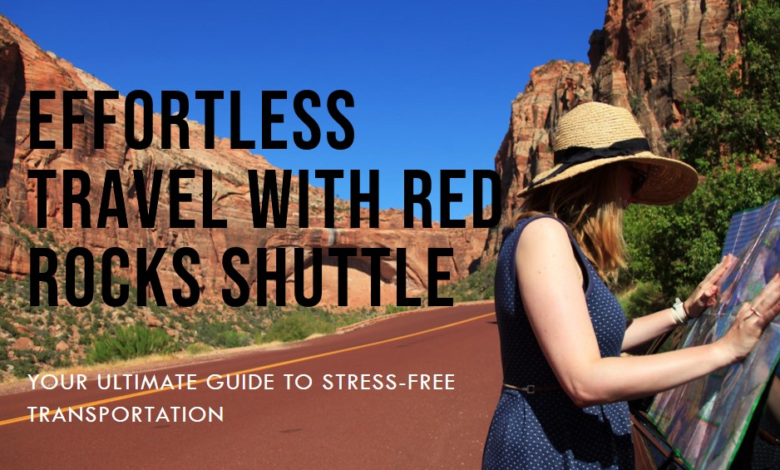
[482,215,634,469]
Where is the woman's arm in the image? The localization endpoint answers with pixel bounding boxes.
[516,218,780,408]
[621,308,678,352]
[621,256,736,352]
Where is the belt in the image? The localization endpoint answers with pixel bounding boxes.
[759,428,780,447]
[503,383,562,394]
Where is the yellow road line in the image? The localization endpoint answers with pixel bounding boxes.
[0,311,494,427]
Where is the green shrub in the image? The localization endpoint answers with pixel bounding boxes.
[0,318,19,337]
[385,305,409,314]
[619,282,669,321]
[439,259,497,302]
[86,324,172,364]
[12,354,39,378]
[217,330,252,348]
[90,303,102,317]
[624,167,780,301]
[34,349,54,363]
[186,342,213,355]
[261,312,335,343]
[52,354,71,368]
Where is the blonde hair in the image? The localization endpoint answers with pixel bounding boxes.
[514,165,627,282]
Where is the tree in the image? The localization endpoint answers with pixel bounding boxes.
[674,0,780,173]
[623,0,780,301]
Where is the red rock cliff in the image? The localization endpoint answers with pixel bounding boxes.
[588,0,740,154]
[0,15,489,308]
[486,0,740,255]
[486,61,592,256]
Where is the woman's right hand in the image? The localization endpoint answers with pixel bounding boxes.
[717,274,780,363]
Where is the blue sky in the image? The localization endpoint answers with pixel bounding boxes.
[4,1,605,222]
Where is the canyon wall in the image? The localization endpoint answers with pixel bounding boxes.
[0,15,489,308]
[487,0,741,254]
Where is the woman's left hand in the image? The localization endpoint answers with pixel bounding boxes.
[685,254,738,318]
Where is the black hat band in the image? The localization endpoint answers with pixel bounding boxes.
[528,138,651,189]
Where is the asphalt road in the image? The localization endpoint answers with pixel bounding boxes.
[0,303,501,469]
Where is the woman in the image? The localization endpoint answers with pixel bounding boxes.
[481,102,780,469]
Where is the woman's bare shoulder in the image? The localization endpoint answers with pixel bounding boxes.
[517,217,571,252]
[516,217,582,286]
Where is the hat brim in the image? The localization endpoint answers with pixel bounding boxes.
[515,152,699,206]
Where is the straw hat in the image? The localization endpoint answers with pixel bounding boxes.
[517,102,698,205]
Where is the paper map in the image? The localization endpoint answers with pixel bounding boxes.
[648,198,780,469]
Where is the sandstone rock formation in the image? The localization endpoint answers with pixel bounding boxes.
[487,0,741,254]
[0,15,489,309]
[588,0,741,154]
[486,61,592,256]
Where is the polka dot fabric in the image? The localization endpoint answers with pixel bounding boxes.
[482,215,634,469]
